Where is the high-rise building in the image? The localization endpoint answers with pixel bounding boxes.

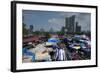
[75,22,81,33]
[30,25,34,31]
[29,25,34,36]
[65,15,76,33]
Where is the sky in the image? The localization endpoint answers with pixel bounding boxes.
[23,10,91,32]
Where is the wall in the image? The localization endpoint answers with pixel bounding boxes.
[0,0,99,73]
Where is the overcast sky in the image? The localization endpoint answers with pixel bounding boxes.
[23,10,91,32]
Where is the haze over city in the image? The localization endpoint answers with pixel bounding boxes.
[23,10,91,32]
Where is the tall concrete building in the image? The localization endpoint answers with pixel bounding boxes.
[65,15,76,33]
[75,22,81,33]
[29,25,34,36]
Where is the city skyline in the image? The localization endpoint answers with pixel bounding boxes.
[23,10,91,32]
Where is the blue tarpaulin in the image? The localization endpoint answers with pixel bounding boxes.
[48,38,60,43]
[23,48,35,61]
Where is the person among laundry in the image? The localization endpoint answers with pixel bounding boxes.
[54,41,66,61]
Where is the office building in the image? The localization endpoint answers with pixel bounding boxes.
[65,15,76,33]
